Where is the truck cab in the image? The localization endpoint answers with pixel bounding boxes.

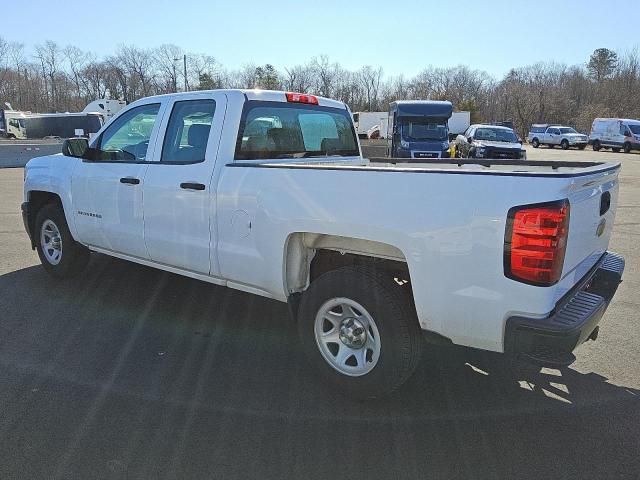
[387,101,452,159]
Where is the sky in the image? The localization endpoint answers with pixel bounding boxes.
[3,0,637,79]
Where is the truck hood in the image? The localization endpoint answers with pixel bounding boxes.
[564,133,588,140]
[474,140,522,150]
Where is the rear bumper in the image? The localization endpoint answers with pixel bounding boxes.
[504,252,624,366]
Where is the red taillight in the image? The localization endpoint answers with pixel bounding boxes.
[285,92,318,105]
[504,200,570,286]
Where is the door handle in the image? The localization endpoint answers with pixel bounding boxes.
[120,177,140,185]
[180,182,206,191]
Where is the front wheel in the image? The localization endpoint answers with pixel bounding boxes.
[561,139,569,150]
[297,266,423,399]
[623,142,632,154]
[531,138,540,148]
[592,140,601,151]
[35,203,90,278]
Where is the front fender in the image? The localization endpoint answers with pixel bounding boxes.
[24,154,80,241]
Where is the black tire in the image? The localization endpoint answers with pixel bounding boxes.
[612,147,621,153]
[592,140,601,151]
[561,139,569,150]
[623,142,632,154]
[531,138,540,148]
[35,203,90,278]
[297,265,423,399]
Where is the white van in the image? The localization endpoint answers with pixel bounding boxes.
[589,118,640,153]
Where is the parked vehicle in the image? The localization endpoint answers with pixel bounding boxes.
[447,111,471,140]
[387,100,453,158]
[353,111,387,139]
[83,99,127,121]
[22,89,624,398]
[527,124,588,150]
[589,118,640,153]
[454,124,526,159]
[1,110,103,139]
[360,110,469,142]
[491,121,514,129]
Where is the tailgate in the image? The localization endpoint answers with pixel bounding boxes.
[561,169,619,286]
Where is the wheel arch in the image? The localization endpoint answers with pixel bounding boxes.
[25,190,63,248]
[283,232,414,317]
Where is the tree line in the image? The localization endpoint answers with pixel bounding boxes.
[1,38,638,135]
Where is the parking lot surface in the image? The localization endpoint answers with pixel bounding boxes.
[0,140,63,168]
[0,148,639,479]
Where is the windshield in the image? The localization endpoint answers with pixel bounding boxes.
[400,119,448,141]
[628,124,640,135]
[559,127,578,134]
[474,127,518,143]
[236,101,359,159]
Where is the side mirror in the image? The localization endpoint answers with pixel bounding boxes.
[62,137,89,158]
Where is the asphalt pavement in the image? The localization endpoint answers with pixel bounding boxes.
[0,147,639,479]
[0,140,62,168]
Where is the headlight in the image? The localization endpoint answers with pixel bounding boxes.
[400,140,409,149]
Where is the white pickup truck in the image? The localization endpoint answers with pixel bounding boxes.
[22,89,625,398]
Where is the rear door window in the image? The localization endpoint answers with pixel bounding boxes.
[235,101,359,160]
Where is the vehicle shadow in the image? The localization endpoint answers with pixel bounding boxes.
[0,255,638,479]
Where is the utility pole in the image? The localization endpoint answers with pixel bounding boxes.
[183,54,188,91]
[172,62,178,92]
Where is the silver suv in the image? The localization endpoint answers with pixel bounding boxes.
[527,124,588,150]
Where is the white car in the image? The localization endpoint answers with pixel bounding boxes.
[22,89,625,398]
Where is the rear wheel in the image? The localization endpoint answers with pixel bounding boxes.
[561,139,569,150]
[623,142,632,154]
[35,203,90,278]
[592,140,601,151]
[531,138,540,148]
[298,266,423,399]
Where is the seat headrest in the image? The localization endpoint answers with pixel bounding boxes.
[188,123,211,148]
[321,138,342,152]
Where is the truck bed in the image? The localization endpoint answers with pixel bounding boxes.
[228,158,620,178]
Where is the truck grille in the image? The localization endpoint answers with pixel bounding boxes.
[486,148,520,159]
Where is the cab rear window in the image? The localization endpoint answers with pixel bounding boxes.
[235,101,359,160]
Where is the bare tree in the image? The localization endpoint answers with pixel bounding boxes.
[34,40,62,110]
[154,44,183,93]
[358,65,383,111]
